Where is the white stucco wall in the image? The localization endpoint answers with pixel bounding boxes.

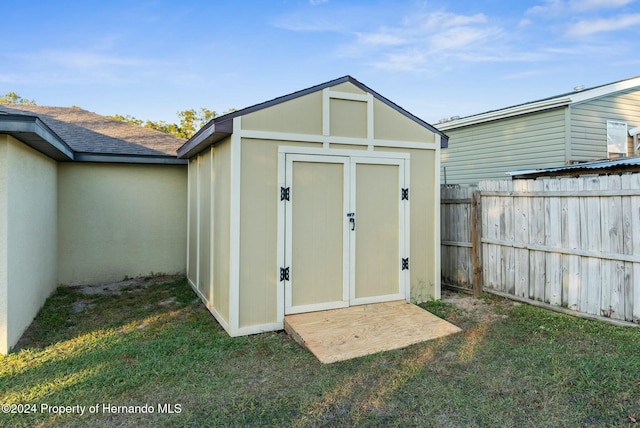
[0,136,58,354]
[57,163,188,285]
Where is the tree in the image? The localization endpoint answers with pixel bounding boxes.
[0,91,36,105]
[0,90,225,140]
[177,108,217,139]
[109,107,227,139]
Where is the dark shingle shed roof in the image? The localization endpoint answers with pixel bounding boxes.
[0,104,186,164]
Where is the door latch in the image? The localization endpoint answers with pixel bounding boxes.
[346,212,355,231]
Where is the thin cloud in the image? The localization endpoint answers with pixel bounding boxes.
[356,32,406,47]
[351,11,506,71]
[40,50,148,69]
[527,0,633,15]
[569,0,634,10]
[4,49,175,86]
[567,13,640,36]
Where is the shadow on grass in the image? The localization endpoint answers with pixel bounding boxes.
[2,284,640,427]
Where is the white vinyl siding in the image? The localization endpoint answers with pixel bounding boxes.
[570,89,640,161]
[441,108,566,184]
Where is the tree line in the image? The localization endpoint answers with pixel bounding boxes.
[0,91,225,139]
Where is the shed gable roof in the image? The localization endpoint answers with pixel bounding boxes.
[0,104,186,164]
[178,76,448,158]
[436,75,640,131]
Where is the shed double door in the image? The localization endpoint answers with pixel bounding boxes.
[283,154,408,315]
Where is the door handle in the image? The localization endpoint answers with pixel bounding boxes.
[347,213,355,231]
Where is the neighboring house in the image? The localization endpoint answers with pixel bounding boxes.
[178,76,448,337]
[0,104,188,354]
[436,76,640,185]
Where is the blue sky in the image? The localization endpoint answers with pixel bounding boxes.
[2,0,639,125]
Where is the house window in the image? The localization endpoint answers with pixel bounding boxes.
[607,120,628,157]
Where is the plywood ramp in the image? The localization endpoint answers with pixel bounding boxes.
[284,300,462,364]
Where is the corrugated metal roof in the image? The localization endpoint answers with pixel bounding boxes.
[509,157,640,178]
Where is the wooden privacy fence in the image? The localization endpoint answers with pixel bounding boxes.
[441,174,640,325]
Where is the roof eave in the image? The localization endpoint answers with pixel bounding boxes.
[0,114,74,161]
[177,75,448,157]
[177,119,233,159]
[436,98,572,131]
[73,152,188,165]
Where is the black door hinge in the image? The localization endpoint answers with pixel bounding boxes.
[280,267,290,281]
[280,187,290,201]
[402,258,409,270]
[401,188,409,200]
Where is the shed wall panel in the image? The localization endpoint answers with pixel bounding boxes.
[376,146,438,301]
[374,99,436,143]
[329,143,368,151]
[198,149,212,300]
[330,98,367,138]
[331,82,367,94]
[570,89,640,161]
[213,139,232,321]
[241,91,322,135]
[58,163,187,285]
[238,139,322,328]
[441,109,566,184]
[187,159,198,286]
[1,136,58,354]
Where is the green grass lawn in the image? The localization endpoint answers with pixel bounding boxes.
[1,277,639,427]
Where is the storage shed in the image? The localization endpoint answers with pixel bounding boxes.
[178,76,448,336]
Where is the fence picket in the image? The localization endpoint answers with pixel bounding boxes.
[442,173,640,324]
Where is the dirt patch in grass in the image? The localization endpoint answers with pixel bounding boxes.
[441,289,517,323]
[4,278,640,427]
[72,273,184,296]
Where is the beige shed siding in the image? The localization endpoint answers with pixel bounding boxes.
[187,159,198,286]
[212,139,232,321]
[440,108,566,184]
[0,136,58,354]
[197,149,212,300]
[376,147,438,301]
[330,98,367,138]
[241,91,322,135]
[329,144,368,151]
[238,138,321,328]
[570,89,640,161]
[374,99,436,143]
[331,82,366,94]
[58,163,187,285]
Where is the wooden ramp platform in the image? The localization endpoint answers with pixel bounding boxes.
[284,300,462,364]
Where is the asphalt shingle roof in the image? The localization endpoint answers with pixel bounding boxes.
[0,104,185,157]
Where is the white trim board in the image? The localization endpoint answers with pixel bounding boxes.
[238,129,437,150]
[278,145,410,159]
[228,117,242,334]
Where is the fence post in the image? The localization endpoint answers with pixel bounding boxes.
[471,190,483,297]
